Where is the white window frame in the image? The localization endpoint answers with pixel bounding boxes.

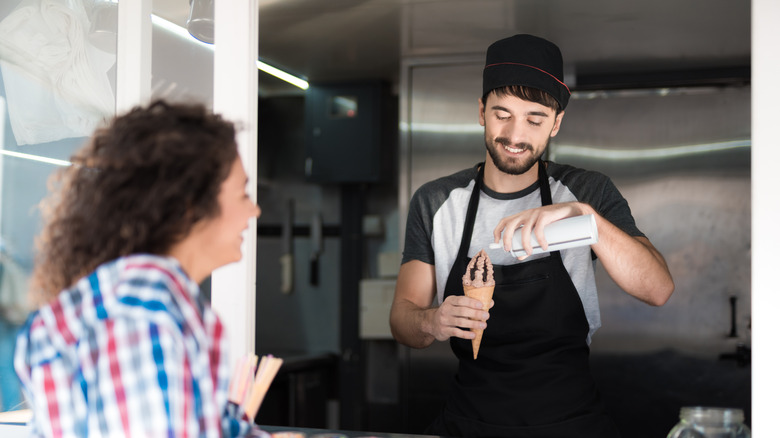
[750,0,780,435]
[210,0,259,369]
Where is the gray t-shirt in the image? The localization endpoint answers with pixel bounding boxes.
[402,161,644,343]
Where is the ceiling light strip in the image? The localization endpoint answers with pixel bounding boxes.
[255,61,309,90]
[0,150,72,167]
[151,14,308,90]
[551,140,750,161]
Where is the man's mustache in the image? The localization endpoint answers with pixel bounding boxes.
[495,138,533,152]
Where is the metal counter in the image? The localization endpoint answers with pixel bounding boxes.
[260,424,444,438]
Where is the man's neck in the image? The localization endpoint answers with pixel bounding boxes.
[482,158,540,194]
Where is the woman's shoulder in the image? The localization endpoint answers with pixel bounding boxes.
[107,254,201,320]
[113,254,195,295]
[35,255,196,338]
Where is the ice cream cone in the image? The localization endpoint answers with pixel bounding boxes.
[464,284,494,360]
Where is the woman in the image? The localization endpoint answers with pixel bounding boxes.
[14,100,260,437]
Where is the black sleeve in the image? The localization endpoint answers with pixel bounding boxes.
[401,187,436,265]
[552,162,645,238]
[591,176,645,239]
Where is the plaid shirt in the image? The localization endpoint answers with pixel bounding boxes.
[14,254,247,437]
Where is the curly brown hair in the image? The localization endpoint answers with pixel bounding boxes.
[31,100,239,304]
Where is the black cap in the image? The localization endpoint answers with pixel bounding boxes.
[483,34,570,110]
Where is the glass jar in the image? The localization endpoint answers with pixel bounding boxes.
[667,407,751,438]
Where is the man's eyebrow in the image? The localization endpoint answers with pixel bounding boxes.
[489,105,549,117]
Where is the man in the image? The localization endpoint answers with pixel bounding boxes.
[389,34,674,438]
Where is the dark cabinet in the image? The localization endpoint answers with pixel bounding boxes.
[304,81,394,183]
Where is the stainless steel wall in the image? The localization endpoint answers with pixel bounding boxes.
[399,59,751,356]
[555,86,751,356]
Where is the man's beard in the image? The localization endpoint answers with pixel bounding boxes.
[485,135,549,175]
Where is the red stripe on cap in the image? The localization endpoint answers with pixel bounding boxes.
[485,62,571,94]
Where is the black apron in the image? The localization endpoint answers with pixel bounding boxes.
[426,163,620,438]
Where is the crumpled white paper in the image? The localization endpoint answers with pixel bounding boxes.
[0,0,115,145]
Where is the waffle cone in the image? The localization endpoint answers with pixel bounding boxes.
[463,284,494,359]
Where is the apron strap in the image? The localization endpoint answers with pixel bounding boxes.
[456,163,485,260]
[536,162,564,261]
[456,161,559,261]
[538,161,552,206]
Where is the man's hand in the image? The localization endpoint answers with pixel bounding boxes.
[390,260,494,348]
[428,295,492,342]
[493,202,586,260]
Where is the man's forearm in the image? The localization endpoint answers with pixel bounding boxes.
[588,207,675,305]
[390,299,437,349]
